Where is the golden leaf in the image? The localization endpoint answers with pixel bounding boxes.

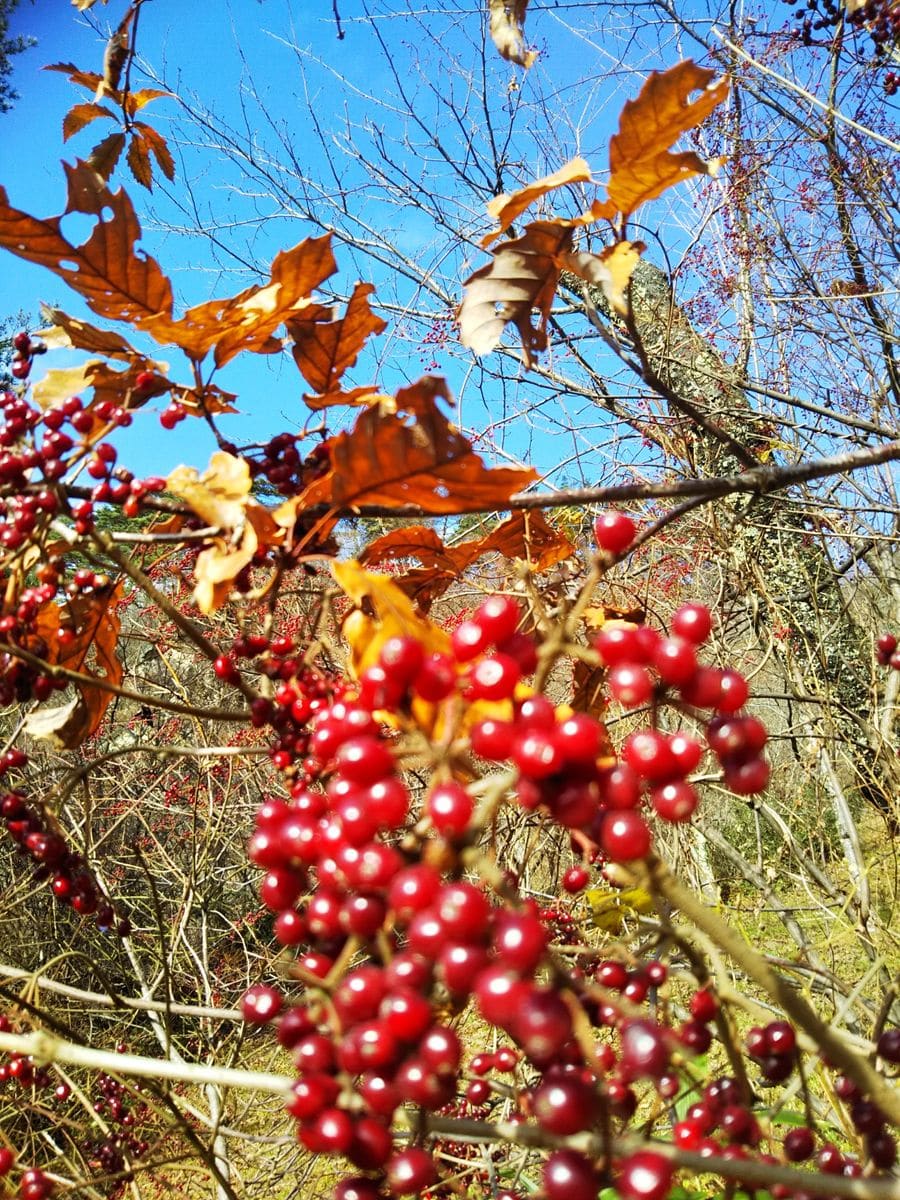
[561,241,646,316]
[166,453,280,613]
[31,361,101,409]
[38,305,140,360]
[133,122,175,182]
[586,886,654,931]
[482,158,592,247]
[607,61,729,217]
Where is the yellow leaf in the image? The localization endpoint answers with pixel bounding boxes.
[561,241,645,316]
[586,886,654,931]
[32,361,102,409]
[482,158,593,247]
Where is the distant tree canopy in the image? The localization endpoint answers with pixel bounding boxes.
[0,0,33,114]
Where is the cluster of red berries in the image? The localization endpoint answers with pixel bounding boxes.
[877,632,900,670]
[84,1067,152,1189]
[228,580,781,1198]
[0,1018,152,1198]
[6,331,46,384]
[242,431,331,498]
[1,783,128,934]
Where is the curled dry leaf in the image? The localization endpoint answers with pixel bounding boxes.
[144,235,337,366]
[26,583,125,749]
[62,101,116,142]
[166,452,280,613]
[488,0,537,68]
[360,510,575,609]
[561,241,646,317]
[607,60,729,217]
[288,281,387,405]
[459,220,574,365]
[297,376,537,513]
[481,157,593,248]
[38,305,141,360]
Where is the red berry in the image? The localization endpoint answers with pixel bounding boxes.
[386,1147,437,1195]
[671,603,712,644]
[563,864,590,892]
[593,510,636,554]
[601,811,652,861]
[240,984,282,1024]
[543,1149,599,1200]
[617,1151,674,1200]
[426,780,473,836]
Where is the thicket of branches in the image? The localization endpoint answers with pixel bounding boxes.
[0,2,897,1199]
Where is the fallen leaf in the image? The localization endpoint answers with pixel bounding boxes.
[297,376,537,513]
[488,0,536,68]
[482,158,592,247]
[561,241,645,316]
[607,61,729,217]
[459,220,573,365]
[288,281,386,398]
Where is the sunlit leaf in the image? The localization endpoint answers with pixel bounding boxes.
[459,220,573,365]
[607,60,729,217]
[488,0,536,68]
[561,241,646,316]
[298,376,537,513]
[0,161,173,326]
[38,305,141,361]
[586,885,654,931]
[87,131,126,181]
[62,101,116,142]
[126,132,153,190]
[29,583,125,748]
[31,361,102,409]
[45,61,106,95]
[144,235,336,365]
[482,158,592,247]
[288,281,386,400]
[166,452,280,612]
[133,122,175,181]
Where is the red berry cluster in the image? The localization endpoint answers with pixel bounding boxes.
[7,331,46,384]
[1,785,128,934]
[877,632,900,670]
[243,432,331,498]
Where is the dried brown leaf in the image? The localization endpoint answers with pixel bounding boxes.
[38,306,140,361]
[459,220,573,365]
[63,101,116,142]
[126,132,153,190]
[144,235,336,365]
[87,131,126,181]
[133,122,175,181]
[607,60,729,216]
[288,281,386,398]
[488,0,537,68]
[297,376,537,514]
[45,62,106,95]
[0,161,172,326]
[482,158,592,247]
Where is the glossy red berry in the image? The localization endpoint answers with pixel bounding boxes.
[617,1151,674,1200]
[593,510,636,554]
